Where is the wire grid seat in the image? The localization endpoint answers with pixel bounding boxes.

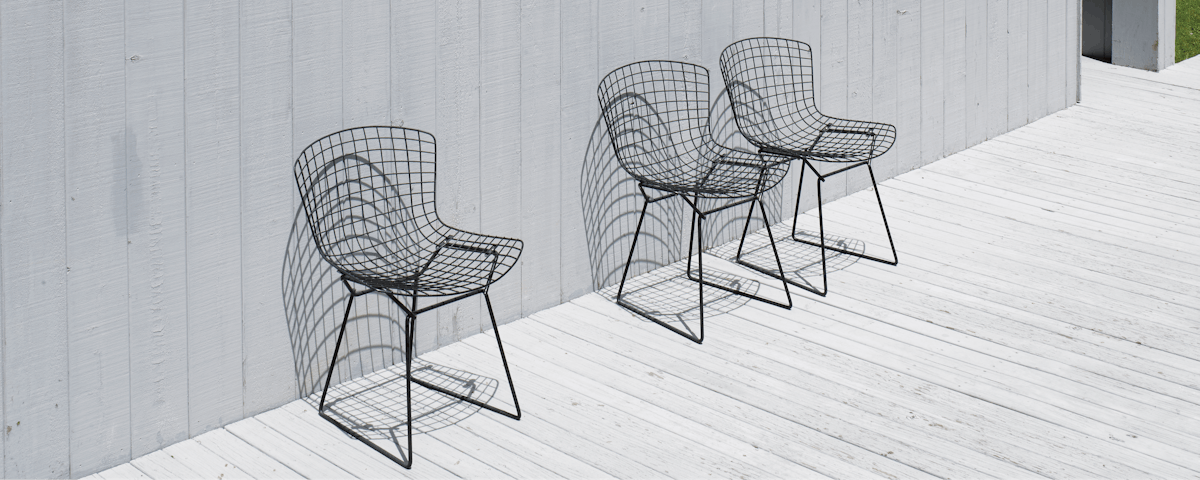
[599,60,793,344]
[294,126,522,469]
[720,37,899,296]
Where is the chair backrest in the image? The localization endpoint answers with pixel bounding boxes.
[597,60,715,189]
[294,126,440,279]
[719,37,823,150]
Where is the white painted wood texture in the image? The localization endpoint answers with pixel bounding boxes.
[64,0,132,476]
[2,2,68,478]
[93,54,1199,480]
[2,1,1082,477]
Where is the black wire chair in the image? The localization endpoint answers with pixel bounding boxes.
[719,37,899,296]
[294,126,522,469]
[598,60,793,344]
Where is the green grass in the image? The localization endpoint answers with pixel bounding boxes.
[1180,0,1200,62]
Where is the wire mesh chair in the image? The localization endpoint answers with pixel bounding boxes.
[719,37,899,296]
[598,60,793,344]
[294,126,522,469]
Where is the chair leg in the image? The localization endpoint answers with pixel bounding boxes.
[615,199,650,303]
[787,161,900,296]
[399,313,416,468]
[730,197,795,310]
[410,292,522,420]
[317,289,415,468]
[686,198,793,306]
[318,292,355,412]
[615,196,707,343]
[867,164,899,266]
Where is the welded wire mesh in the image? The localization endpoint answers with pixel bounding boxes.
[597,60,789,198]
[719,37,897,162]
[295,126,522,297]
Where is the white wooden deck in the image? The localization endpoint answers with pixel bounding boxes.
[90,56,1200,479]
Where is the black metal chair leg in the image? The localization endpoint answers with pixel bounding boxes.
[786,161,902,296]
[401,314,414,468]
[791,160,808,241]
[620,202,706,344]
[791,163,899,267]
[685,196,792,308]
[615,199,650,303]
[731,196,795,310]
[317,289,415,469]
[410,292,521,420]
[318,292,355,412]
[867,164,899,266]
[783,160,829,296]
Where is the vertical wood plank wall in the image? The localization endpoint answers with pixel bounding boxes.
[0,1,1080,477]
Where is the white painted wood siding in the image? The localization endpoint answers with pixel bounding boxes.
[0,1,1080,477]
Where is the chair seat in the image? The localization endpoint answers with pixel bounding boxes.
[640,146,790,199]
[341,228,522,297]
[760,119,897,163]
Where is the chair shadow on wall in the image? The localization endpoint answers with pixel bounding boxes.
[580,85,863,330]
[282,206,496,452]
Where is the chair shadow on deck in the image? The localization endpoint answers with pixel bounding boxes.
[281,207,499,453]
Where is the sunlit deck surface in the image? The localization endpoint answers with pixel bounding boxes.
[91,56,1200,479]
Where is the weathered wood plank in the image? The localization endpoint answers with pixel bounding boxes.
[1026,0,1048,122]
[160,439,252,480]
[1,1,68,477]
[840,180,1200,345]
[184,0,244,438]
[342,0,390,127]
[455,332,830,479]
[94,463,151,480]
[819,0,850,199]
[191,428,301,479]
[520,1,563,317]
[1047,0,1068,111]
[825,198,1200,379]
[894,0,922,173]
[943,0,966,156]
[129,449,201,479]
[239,0,298,418]
[634,0,670,60]
[440,333,821,479]
[883,175,1200,296]
[724,296,1196,478]
[1006,0,1029,130]
[505,321,909,479]
[224,417,357,479]
[845,0,874,195]
[987,0,1009,137]
[562,297,1025,478]
[900,161,1200,271]
[871,0,900,180]
[63,0,132,475]
[719,300,1150,478]
[124,0,190,459]
[1,6,5,470]
[964,0,988,147]
[435,0,484,345]
[260,403,456,479]
[669,0,702,62]
[480,0,523,326]
[558,0,599,304]
[1067,0,1080,103]
[390,0,439,355]
[919,0,944,166]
